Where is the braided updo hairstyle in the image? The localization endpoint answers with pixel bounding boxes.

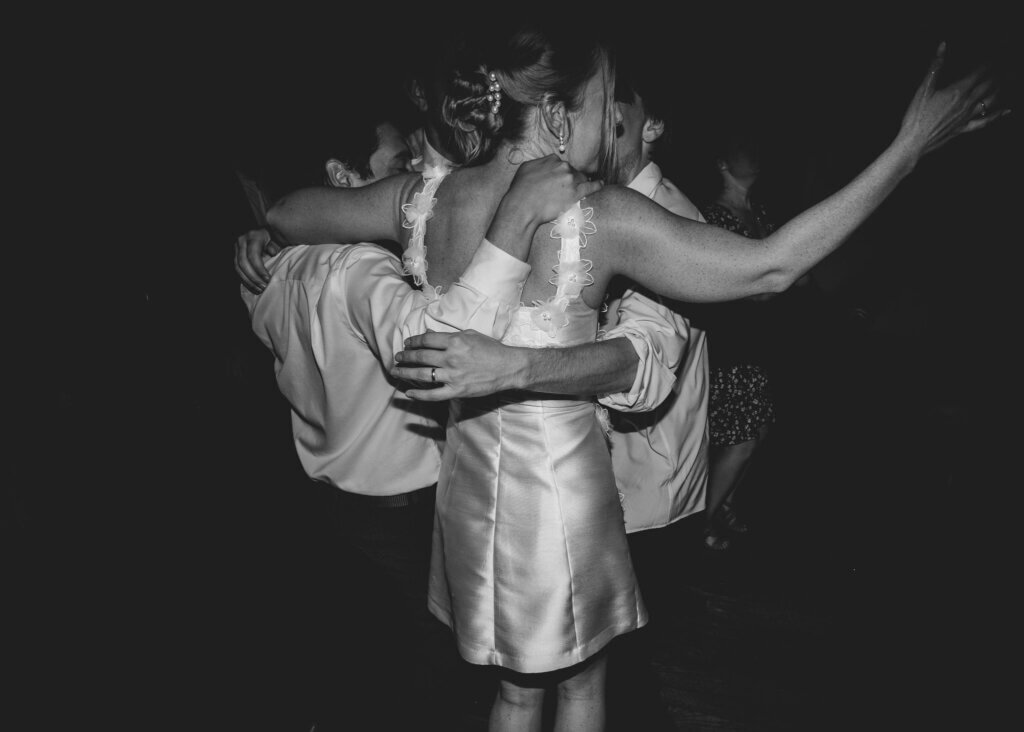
[440,22,618,179]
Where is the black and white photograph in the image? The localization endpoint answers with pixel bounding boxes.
[11,10,1019,732]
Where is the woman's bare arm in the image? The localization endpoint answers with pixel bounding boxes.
[267,172,415,247]
[601,47,1005,305]
[240,157,600,291]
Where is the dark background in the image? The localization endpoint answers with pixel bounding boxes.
[11,10,1019,731]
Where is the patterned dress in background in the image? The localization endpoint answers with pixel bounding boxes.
[699,202,778,447]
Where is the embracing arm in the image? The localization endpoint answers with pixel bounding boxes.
[391,267,691,405]
[244,158,604,361]
[235,175,415,292]
[391,289,687,403]
[238,156,600,293]
[340,249,518,366]
[390,330,640,401]
[267,173,412,247]
[266,155,599,259]
[518,338,639,396]
[605,46,1004,304]
[238,226,534,338]
[597,289,688,412]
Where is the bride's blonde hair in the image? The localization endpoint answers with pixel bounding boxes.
[441,22,618,180]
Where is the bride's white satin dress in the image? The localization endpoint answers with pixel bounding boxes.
[424,196,647,674]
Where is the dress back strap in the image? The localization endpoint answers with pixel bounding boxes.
[401,166,451,300]
[528,201,596,336]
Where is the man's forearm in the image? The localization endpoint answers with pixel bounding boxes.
[521,337,639,396]
[393,331,640,402]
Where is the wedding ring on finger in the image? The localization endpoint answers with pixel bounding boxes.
[430,367,438,383]
[980,100,987,117]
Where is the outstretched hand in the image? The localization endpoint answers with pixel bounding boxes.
[234,228,282,294]
[898,42,1008,161]
[391,330,526,401]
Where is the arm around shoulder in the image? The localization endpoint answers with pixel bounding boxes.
[266,173,418,247]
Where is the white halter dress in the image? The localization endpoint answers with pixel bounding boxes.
[405,172,647,674]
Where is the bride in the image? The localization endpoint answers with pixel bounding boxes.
[238,23,1002,732]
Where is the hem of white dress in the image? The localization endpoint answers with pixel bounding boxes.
[428,597,648,674]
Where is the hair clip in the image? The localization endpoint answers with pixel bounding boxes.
[486,71,502,115]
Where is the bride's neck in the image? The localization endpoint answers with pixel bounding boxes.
[475,148,520,186]
[475,142,534,184]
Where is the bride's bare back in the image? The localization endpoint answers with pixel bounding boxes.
[420,166,611,307]
[418,164,748,310]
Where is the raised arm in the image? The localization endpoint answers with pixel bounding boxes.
[602,46,1006,304]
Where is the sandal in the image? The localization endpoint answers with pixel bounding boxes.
[717,502,749,535]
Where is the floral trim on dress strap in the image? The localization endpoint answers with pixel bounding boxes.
[595,404,614,444]
[529,202,596,334]
[527,200,609,447]
[401,166,451,299]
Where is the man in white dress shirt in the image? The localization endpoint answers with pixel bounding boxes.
[601,55,711,731]
[237,110,600,729]
[235,88,700,729]
[603,67,709,541]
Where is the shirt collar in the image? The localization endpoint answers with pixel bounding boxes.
[626,160,662,198]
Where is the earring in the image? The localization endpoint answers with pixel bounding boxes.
[558,132,566,154]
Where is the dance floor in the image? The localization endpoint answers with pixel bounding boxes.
[13,277,1000,731]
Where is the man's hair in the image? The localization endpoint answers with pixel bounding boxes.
[321,92,417,182]
[612,33,672,134]
[321,115,385,182]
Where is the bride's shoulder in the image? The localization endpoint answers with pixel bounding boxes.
[584,183,659,230]
[587,183,653,208]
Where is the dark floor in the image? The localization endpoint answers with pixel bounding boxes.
[10,274,1009,732]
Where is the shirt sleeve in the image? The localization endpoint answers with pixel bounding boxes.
[337,242,530,365]
[425,239,531,335]
[597,288,688,413]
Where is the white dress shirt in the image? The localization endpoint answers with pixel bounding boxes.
[242,241,529,496]
[599,161,710,532]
